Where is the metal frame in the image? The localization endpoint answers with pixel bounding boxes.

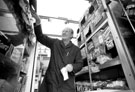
[101,0,135,90]
[39,15,79,24]
[80,26,93,90]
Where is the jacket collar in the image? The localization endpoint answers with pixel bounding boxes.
[60,40,73,48]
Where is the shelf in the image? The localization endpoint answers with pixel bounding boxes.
[86,19,108,42]
[84,89,133,92]
[75,66,89,76]
[20,70,27,75]
[99,57,120,69]
[79,18,108,49]
[80,43,85,49]
[116,17,135,31]
[75,58,120,76]
[117,17,135,23]
[0,16,19,32]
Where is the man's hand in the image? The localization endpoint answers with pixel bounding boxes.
[30,6,41,26]
[66,64,73,72]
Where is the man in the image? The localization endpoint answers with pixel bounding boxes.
[32,9,83,92]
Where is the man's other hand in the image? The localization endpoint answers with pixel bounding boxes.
[66,64,73,72]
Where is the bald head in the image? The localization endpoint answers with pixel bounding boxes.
[62,27,74,40]
[63,27,74,34]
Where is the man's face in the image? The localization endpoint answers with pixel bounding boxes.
[62,28,73,40]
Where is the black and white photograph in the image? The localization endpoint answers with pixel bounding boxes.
[0,0,135,92]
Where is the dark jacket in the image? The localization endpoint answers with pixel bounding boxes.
[34,25,83,92]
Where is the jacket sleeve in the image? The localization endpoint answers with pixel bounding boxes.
[72,48,83,73]
[34,24,56,48]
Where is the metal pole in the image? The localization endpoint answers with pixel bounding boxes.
[30,40,38,92]
[81,28,93,90]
